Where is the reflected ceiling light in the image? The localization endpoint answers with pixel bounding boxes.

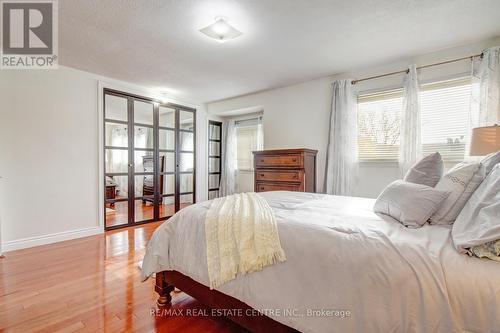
[199,16,242,43]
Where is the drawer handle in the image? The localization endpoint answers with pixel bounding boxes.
[260,174,265,177]
[260,159,265,163]
[292,158,297,162]
[293,174,297,179]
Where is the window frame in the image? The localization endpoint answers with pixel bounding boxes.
[234,116,263,172]
[357,75,472,163]
[357,87,403,163]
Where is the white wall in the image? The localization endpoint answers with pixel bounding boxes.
[207,36,500,198]
[0,66,206,251]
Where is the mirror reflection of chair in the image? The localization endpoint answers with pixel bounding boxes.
[142,155,165,204]
[105,176,117,206]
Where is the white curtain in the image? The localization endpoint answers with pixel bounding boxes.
[110,127,129,196]
[324,80,358,195]
[220,120,237,196]
[399,64,422,175]
[471,46,500,127]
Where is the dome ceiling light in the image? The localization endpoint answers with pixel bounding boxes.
[199,16,242,43]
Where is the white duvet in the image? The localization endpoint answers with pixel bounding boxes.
[141,191,500,333]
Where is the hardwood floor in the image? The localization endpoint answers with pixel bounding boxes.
[105,202,191,228]
[0,222,246,332]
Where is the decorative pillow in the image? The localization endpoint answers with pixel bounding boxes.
[452,164,500,254]
[403,152,443,187]
[449,152,500,220]
[430,162,480,224]
[481,151,500,175]
[447,166,485,221]
[374,180,450,228]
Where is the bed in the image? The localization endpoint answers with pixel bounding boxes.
[141,191,500,333]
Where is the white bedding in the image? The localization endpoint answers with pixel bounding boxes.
[141,191,500,333]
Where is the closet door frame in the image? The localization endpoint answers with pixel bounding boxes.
[103,88,196,231]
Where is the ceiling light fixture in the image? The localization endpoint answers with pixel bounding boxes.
[199,16,242,43]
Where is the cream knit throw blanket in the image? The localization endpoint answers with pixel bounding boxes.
[205,192,286,289]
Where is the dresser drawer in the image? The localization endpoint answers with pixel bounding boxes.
[253,149,317,193]
[256,170,303,182]
[255,181,302,192]
[255,154,301,168]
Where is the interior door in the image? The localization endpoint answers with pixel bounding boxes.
[103,93,130,228]
[178,110,196,210]
[132,99,156,224]
[103,89,196,230]
[208,121,222,199]
[158,106,177,219]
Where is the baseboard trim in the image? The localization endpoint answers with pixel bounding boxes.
[2,226,104,253]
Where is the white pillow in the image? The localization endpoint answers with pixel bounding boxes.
[429,152,500,225]
[452,164,500,254]
[430,162,480,225]
[450,152,500,219]
[403,152,443,187]
[481,151,500,175]
[374,180,450,228]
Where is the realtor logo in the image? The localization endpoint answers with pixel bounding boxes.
[1,0,58,69]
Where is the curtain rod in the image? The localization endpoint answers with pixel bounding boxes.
[234,115,262,123]
[351,53,483,85]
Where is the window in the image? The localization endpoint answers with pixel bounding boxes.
[420,78,471,161]
[235,117,263,170]
[358,89,402,161]
[357,77,471,162]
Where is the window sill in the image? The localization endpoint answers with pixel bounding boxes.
[237,169,254,173]
[359,160,399,167]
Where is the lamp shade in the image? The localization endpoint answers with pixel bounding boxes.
[469,125,500,156]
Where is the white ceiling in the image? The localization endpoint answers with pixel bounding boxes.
[60,0,500,103]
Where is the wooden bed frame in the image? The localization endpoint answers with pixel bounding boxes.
[155,270,298,333]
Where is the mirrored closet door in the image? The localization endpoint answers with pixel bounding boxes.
[103,89,196,230]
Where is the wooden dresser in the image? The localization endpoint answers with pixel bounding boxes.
[253,148,317,193]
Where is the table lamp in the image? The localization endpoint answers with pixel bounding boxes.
[469,124,500,156]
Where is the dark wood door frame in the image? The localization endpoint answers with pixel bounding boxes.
[208,120,222,199]
[103,88,196,231]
